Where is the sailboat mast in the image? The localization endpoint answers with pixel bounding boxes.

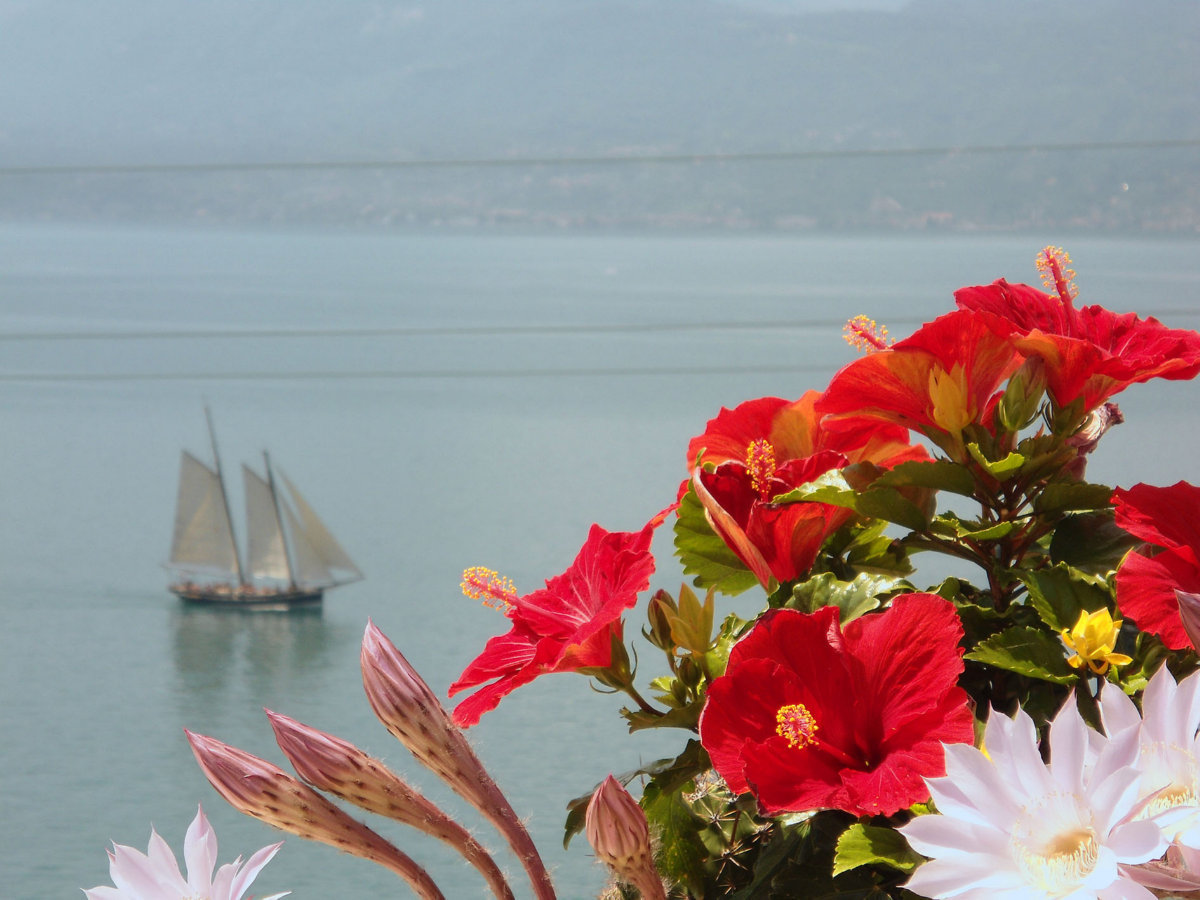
[205,405,245,586]
[263,450,298,590]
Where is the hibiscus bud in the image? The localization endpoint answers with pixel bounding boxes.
[585,776,666,900]
[997,357,1047,433]
[644,589,678,651]
[1177,591,1200,651]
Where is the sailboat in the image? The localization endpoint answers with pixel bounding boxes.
[167,409,363,606]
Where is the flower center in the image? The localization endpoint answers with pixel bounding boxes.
[745,439,777,502]
[775,703,819,749]
[1011,794,1100,894]
[460,566,518,611]
[927,364,972,434]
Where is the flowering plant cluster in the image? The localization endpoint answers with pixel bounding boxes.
[89,247,1200,899]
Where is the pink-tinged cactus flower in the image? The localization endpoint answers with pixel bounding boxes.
[699,594,974,817]
[186,730,445,900]
[1100,667,1200,850]
[83,805,288,900]
[361,622,556,900]
[900,694,1166,899]
[816,309,1023,456]
[266,710,515,900]
[955,248,1200,413]
[449,508,669,728]
[1114,481,1200,651]
[585,776,666,900]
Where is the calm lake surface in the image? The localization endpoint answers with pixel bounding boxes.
[2,224,1198,899]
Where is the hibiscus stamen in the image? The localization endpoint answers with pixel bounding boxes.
[1036,246,1079,307]
[842,314,893,354]
[745,439,777,502]
[775,703,819,749]
[461,567,518,611]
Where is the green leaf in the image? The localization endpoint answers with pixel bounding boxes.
[1034,481,1115,514]
[789,572,905,624]
[774,468,861,511]
[832,823,923,876]
[1050,511,1139,574]
[855,487,930,531]
[674,483,761,596]
[872,458,976,496]
[967,443,1026,478]
[1021,563,1113,632]
[965,626,1077,685]
[642,780,707,896]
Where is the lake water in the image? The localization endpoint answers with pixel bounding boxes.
[2,224,1198,899]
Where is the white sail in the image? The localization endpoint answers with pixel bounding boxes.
[169,451,239,577]
[281,500,334,587]
[280,469,364,583]
[243,465,291,582]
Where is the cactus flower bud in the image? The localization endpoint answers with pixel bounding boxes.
[585,776,665,900]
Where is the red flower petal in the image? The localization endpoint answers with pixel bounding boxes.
[699,596,973,817]
[449,512,665,727]
[956,279,1200,410]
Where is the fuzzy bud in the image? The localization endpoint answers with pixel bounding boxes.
[585,776,665,900]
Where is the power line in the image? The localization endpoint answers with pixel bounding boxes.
[1,307,1194,343]
[0,362,837,384]
[0,318,917,342]
[2,139,1197,177]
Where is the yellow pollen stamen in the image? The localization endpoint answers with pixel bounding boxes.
[745,439,777,501]
[775,703,819,749]
[461,566,518,611]
[843,314,893,354]
[1036,246,1079,306]
[1061,608,1131,676]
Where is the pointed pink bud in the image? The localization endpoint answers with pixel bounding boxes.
[266,711,514,900]
[360,621,556,900]
[1177,590,1200,651]
[585,776,666,900]
[185,729,445,900]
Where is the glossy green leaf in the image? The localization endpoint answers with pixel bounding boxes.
[1034,481,1115,514]
[967,443,1026,478]
[965,626,1077,685]
[788,572,904,623]
[832,823,923,876]
[1021,563,1113,632]
[674,483,761,596]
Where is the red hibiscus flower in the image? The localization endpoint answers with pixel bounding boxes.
[686,391,928,589]
[1114,481,1200,651]
[686,390,927,471]
[816,309,1022,455]
[699,594,973,817]
[955,274,1200,414]
[692,448,855,588]
[449,509,668,727]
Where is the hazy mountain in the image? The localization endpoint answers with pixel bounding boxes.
[2,0,1197,230]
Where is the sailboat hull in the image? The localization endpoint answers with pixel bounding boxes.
[170,583,324,607]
